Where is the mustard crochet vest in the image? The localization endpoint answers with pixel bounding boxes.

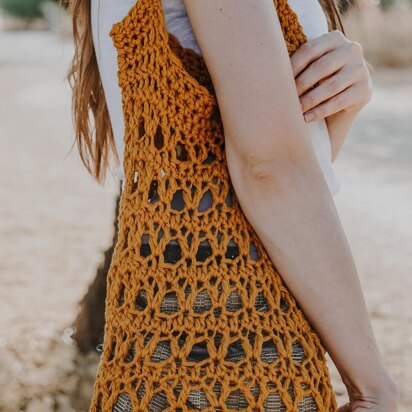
[90,0,337,410]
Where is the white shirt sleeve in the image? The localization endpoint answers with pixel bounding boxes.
[90,0,137,181]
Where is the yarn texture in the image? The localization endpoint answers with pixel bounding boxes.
[89,0,338,410]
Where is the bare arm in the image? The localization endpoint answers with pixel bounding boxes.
[184,0,398,407]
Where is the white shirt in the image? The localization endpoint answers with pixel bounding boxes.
[91,0,341,196]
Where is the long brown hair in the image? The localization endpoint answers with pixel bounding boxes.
[67,0,346,183]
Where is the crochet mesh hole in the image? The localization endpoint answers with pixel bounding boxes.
[225,190,233,207]
[225,389,248,409]
[202,151,216,164]
[132,171,139,193]
[299,384,318,411]
[96,394,103,412]
[214,332,223,350]
[112,392,133,412]
[263,391,287,411]
[212,380,222,398]
[154,124,164,149]
[160,292,180,314]
[186,232,194,247]
[176,142,188,161]
[250,381,260,401]
[108,337,116,361]
[195,239,213,262]
[135,290,148,311]
[138,117,145,138]
[260,339,279,364]
[171,189,185,211]
[163,241,182,264]
[255,291,269,312]
[118,283,126,306]
[292,340,307,363]
[225,291,243,312]
[148,179,159,203]
[225,339,245,362]
[123,228,130,250]
[137,381,146,400]
[157,227,164,242]
[287,381,296,403]
[247,331,257,348]
[124,341,136,363]
[172,380,183,400]
[178,331,188,348]
[187,389,211,409]
[140,234,151,257]
[193,289,212,314]
[150,340,171,362]
[280,297,289,312]
[187,340,209,362]
[147,390,170,411]
[298,394,318,411]
[225,239,239,260]
[249,241,260,261]
[198,189,213,212]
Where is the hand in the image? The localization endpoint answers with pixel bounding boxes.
[290,30,373,123]
[337,372,400,412]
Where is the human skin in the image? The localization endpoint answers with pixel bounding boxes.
[290,30,374,162]
[183,0,400,410]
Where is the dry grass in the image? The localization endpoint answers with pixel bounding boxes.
[342,0,412,67]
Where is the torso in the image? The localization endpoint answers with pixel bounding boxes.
[88,2,339,409]
[91,0,341,196]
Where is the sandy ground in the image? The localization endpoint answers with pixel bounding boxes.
[0,31,411,411]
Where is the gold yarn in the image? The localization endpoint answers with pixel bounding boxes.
[89,0,337,410]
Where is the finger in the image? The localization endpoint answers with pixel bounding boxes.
[294,47,349,97]
[300,66,356,113]
[290,30,346,77]
[303,83,360,122]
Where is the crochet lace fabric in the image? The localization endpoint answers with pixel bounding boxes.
[89,0,337,410]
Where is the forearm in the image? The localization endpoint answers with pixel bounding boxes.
[225,141,390,393]
[325,106,362,162]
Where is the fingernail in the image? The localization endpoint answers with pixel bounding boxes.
[304,111,315,122]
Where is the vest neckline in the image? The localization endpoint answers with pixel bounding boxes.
[109,0,213,98]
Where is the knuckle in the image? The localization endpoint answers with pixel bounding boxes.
[313,58,328,73]
[306,93,319,108]
[313,105,324,118]
[350,41,363,55]
[301,95,311,108]
[332,29,345,41]
[356,61,367,75]
[295,76,306,91]
[302,39,315,54]
[333,95,344,108]
[326,77,338,92]
[298,42,308,54]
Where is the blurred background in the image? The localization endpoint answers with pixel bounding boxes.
[0,0,411,411]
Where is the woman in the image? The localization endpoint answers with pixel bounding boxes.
[68,0,399,411]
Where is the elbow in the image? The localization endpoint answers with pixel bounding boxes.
[229,153,304,198]
[248,158,299,192]
[223,127,317,196]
